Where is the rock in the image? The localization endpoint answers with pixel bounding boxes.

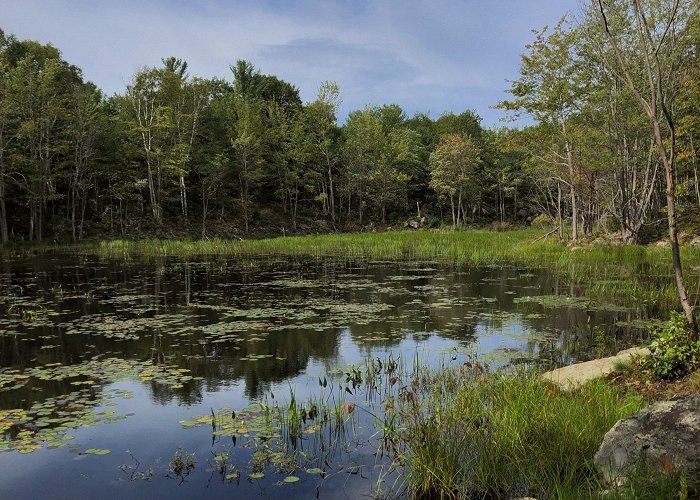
[594,395,700,486]
[542,347,649,390]
[404,220,419,229]
[690,237,700,247]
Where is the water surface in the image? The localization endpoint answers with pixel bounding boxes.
[0,254,650,498]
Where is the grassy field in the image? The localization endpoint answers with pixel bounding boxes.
[29,228,698,311]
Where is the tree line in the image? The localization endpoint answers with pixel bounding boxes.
[0,31,511,242]
[0,1,698,249]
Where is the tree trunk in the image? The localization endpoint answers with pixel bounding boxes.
[239,166,249,233]
[201,189,208,238]
[566,142,578,242]
[653,118,696,332]
[71,186,77,242]
[358,189,364,225]
[326,154,335,221]
[0,132,8,242]
[595,0,696,332]
[557,181,563,241]
[691,134,699,209]
[79,188,88,240]
[180,175,188,218]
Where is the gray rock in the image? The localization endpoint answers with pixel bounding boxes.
[594,395,700,486]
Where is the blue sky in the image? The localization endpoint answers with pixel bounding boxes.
[0,0,579,126]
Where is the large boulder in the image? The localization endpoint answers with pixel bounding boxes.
[594,395,700,486]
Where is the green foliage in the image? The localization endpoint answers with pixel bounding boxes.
[429,133,481,226]
[645,312,700,379]
[531,213,553,227]
[0,3,699,251]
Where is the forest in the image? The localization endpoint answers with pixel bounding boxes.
[0,2,698,245]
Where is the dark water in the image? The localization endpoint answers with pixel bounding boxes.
[0,255,651,499]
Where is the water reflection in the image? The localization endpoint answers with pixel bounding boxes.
[0,255,655,406]
[0,254,662,498]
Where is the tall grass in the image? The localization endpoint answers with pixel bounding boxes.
[401,367,690,499]
[5,228,699,309]
[92,229,700,310]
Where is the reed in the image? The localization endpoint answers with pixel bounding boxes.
[86,229,700,310]
[402,366,690,499]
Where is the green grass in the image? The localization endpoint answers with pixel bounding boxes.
[402,368,690,499]
[46,228,700,310]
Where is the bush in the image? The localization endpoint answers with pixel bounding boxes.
[645,312,700,379]
[490,221,512,232]
[531,213,553,227]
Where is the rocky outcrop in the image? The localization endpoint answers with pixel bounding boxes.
[594,395,700,486]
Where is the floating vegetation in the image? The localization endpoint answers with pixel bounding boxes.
[0,388,130,454]
[83,448,111,455]
[513,294,630,313]
[22,357,196,388]
[0,357,195,454]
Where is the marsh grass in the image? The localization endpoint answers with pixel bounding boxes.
[7,229,699,311]
[400,366,694,499]
[85,229,700,309]
[180,350,691,498]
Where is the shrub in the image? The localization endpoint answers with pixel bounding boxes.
[531,213,553,227]
[645,312,700,379]
[490,221,512,231]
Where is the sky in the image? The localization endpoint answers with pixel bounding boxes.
[0,0,579,126]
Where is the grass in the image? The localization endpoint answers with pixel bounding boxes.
[401,365,692,499]
[18,228,697,310]
[195,350,697,499]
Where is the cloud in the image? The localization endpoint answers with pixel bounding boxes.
[0,0,579,125]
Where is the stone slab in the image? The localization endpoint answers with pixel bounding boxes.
[542,347,650,390]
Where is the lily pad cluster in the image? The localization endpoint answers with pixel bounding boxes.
[0,388,129,453]
[0,357,196,454]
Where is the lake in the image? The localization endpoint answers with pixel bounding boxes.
[0,253,651,498]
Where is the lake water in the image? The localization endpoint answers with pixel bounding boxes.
[0,254,650,499]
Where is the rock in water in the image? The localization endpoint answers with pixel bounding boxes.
[594,395,700,486]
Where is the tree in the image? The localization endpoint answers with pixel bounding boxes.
[66,83,104,240]
[343,108,382,224]
[229,96,264,233]
[122,67,163,224]
[0,29,15,242]
[4,39,81,240]
[499,18,584,241]
[429,134,482,226]
[592,0,697,331]
[306,82,341,220]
